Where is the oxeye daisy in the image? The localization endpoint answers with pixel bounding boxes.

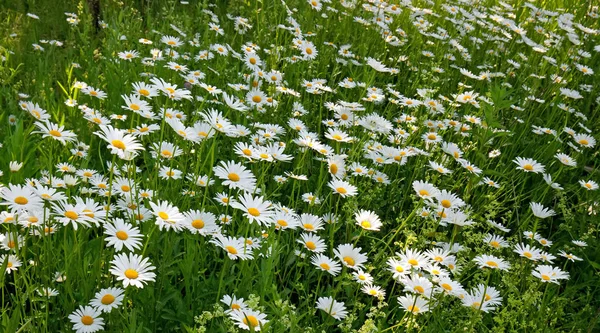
[316,296,347,320]
[68,305,104,333]
[328,179,358,197]
[214,161,256,192]
[311,254,341,276]
[210,235,254,260]
[401,274,434,297]
[473,254,510,271]
[412,180,440,200]
[104,218,143,252]
[183,210,220,235]
[90,287,125,313]
[532,265,569,284]
[0,184,44,212]
[579,180,598,190]
[230,309,268,331]
[94,125,144,160]
[483,234,508,249]
[572,133,596,148]
[149,200,185,231]
[297,213,324,232]
[229,193,274,226]
[1,254,21,274]
[355,209,382,231]
[513,243,542,261]
[530,202,556,218]
[272,212,299,230]
[221,294,248,314]
[33,121,78,145]
[513,157,545,173]
[297,233,326,253]
[334,243,367,270]
[398,295,430,315]
[109,253,156,288]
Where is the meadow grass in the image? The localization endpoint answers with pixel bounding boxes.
[0,0,599,332]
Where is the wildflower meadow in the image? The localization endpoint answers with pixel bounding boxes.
[0,0,599,332]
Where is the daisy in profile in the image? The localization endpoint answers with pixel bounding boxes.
[316,296,347,320]
[230,309,269,331]
[355,209,382,231]
[555,153,577,167]
[1,184,44,212]
[229,193,274,226]
[579,180,598,190]
[94,125,144,160]
[109,253,156,288]
[532,265,569,284]
[104,218,143,251]
[210,235,254,260]
[530,202,556,219]
[297,233,326,253]
[68,305,104,333]
[483,234,508,249]
[328,179,358,197]
[473,254,510,271]
[334,244,367,270]
[513,243,542,261]
[398,295,430,315]
[1,254,21,274]
[513,157,545,173]
[149,200,185,231]
[33,121,78,145]
[558,250,582,262]
[90,287,125,313]
[311,254,341,276]
[221,294,248,314]
[572,133,596,148]
[297,213,324,232]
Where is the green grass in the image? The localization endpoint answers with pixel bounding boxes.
[0,0,599,332]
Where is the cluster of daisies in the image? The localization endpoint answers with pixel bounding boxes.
[2,0,600,331]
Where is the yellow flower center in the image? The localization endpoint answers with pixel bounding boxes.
[486,261,498,267]
[408,259,418,266]
[116,231,128,240]
[222,246,237,255]
[490,241,500,248]
[81,315,94,325]
[277,219,288,227]
[407,305,420,313]
[361,221,371,228]
[332,134,342,141]
[228,173,240,182]
[158,212,169,220]
[541,274,551,281]
[442,283,452,291]
[243,315,259,327]
[121,185,131,192]
[65,211,79,220]
[343,256,355,266]
[320,263,331,270]
[414,286,425,293]
[523,164,533,171]
[336,187,347,194]
[124,269,138,279]
[191,219,205,229]
[441,199,451,208]
[101,294,115,305]
[49,130,62,137]
[111,140,126,150]
[14,196,29,205]
[247,208,260,217]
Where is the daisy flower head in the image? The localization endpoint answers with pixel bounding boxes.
[530,202,556,219]
[90,287,125,313]
[68,305,104,333]
[104,218,143,252]
[311,254,341,276]
[328,179,358,197]
[230,309,269,331]
[514,157,545,173]
[210,235,254,260]
[149,200,185,231]
[33,121,78,145]
[94,125,144,160]
[513,243,542,261]
[316,296,347,320]
[221,294,248,314]
[412,180,440,201]
[398,295,430,315]
[355,209,382,231]
[579,180,598,191]
[334,243,367,270]
[109,253,156,288]
[1,184,44,212]
[229,193,274,226]
[297,233,326,253]
[473,254,510,271]
[532,265,569,284]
